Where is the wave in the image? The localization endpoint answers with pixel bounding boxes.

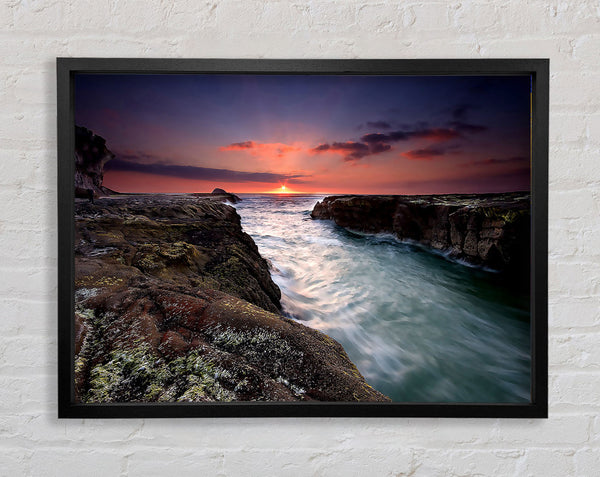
[235,195,531,403]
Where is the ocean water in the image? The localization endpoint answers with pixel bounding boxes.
[235,194,531,403]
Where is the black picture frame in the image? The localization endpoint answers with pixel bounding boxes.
[57,58,548,418]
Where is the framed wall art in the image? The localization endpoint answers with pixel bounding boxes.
[57,58,548,418]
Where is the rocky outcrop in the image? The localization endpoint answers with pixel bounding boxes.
[76,196,281,313]
[75,195,388,403]
[192,188,241,203]
[311,193,530,275]
[74,126,115,199]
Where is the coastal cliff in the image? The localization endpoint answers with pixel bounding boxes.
[311,193,530,275]
[75,195,389,403]
[74,126,115,198]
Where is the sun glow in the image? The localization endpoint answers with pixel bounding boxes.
[265,183,299,194]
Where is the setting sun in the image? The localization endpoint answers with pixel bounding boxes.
[266,183,299,194]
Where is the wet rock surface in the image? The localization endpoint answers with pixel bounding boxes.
[75,194,389,403]
[311,192,531,276]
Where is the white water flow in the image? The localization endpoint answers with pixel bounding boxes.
[235,194,530,403]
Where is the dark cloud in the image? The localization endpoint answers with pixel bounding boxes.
[361,127,460,144]
[402,147,448,160]
[331,142,370,161]
[330,141,369,153]
[315,124,464,163]
[115,150,170,164]
[462,156,529,167]
[311,141,389,162]
[448,120,488,134]
[365,120,392,129]
[312,143,331,152]
[443,104,488,134]
[410,128,462,141]
[106,157,309,184]
[451,103,474,120]
[369,142,392,154]
[361,133,392,144]
[225,141,254,149]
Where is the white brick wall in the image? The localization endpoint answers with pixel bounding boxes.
[0,1,598,475]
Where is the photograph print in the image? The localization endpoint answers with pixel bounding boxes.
[71,70,533,408]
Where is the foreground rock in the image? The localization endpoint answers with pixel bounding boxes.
[311,192,530,276]
[75,195,389,403]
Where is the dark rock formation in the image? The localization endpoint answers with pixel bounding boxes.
[311,193,530,275]
[74,126,115,199]
[192,188,241,203]
[76,195,280,313]
[75,195,388,403]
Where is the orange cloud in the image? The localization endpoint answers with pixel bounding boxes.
[220,141,301,158]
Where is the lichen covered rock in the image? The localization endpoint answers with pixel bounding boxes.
[75,195,389,403]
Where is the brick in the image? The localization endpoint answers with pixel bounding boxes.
[0,377,47,413]
[548,261,600,298]
[548,224,581,257]
[62,419,146,445]
[573,34,600,66]
[551,373,600,407]
[127,449,224,477]
[307,2,357,32]
[575,447,600,475]
[0,335,56,375]
[550,145,600,185]
[0,449,33,477]
[30,449,123,477]
[453,2,501,34]
[413,448,522,477]
[550,332,600,369]
[519,449,576,476]
[552,71,600,107]
[551,113,587,144]
[592,416,600,445]
[481,37,575,71]
[409,3,453,31]
[493,415,590,445]
[11,0,66,32]
[64,1,119,31]
[2,298,54,336]
[587,113,600,144]
[356,3,402,33]
[220,448,415,477]
[550,189,598,220]
[549,297,600,328]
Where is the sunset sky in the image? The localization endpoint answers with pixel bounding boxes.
[75,74,531,195]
